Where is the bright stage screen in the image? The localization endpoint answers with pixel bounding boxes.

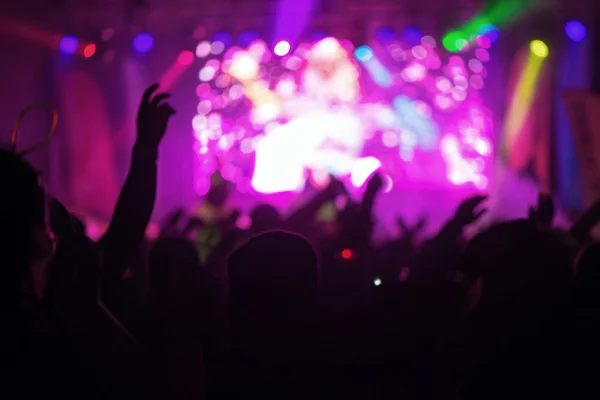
[192,30,494,197]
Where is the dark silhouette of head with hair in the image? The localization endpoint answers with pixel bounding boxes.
[0,149,52,298]
[249,204,283,234]
[149,237,202,296]
[461,219,573,310]
[227,231,321,391]
[228,231,318,317]
[575,242,600,291]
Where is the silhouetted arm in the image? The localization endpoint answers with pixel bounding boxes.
[99,84,175,289]
[286,179,345,232]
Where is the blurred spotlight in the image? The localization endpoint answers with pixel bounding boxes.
[100,28,114,41]
[375,27,396,42]
[212,31,233,48]
[133,32,154,53]
[238,30,260,47]
[83,43,96,58]
[565,20,587,42]
[310,30,327,41]
[59,35,78,55]
[274,40,291,56]
[529,40,549,58]
[229,52,259,81]
[486,27,501,43]
[401,27,423,45]
[178,50,194,65]
[373,277,382,286]
[211,41,225,55]
[341,248,353,260]
[354,45,373,62]
[196,41,211,58]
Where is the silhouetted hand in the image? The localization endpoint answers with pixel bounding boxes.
[453,195,488,228]
[365,172,384,197]
[135,83,175,154]
[323,176,347,198]
[397,216,427,241]
[570,199,600,245]
[528,193,554,228]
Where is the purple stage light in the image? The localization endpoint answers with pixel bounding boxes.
[133,33,154,53]
[238,31,259,47]
[565,21,587,42]
[59,35,79,55]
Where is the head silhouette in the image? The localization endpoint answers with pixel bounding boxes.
[0,150,51,286]
[575,242,600,291]
[250,204,282,233]
[149,237,201,295]
[228,231,318,318]
[461,220,572,311]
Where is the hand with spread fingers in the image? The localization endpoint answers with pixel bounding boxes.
[135,83,176,156]
[528,193,554,229]
[453,195,488,229]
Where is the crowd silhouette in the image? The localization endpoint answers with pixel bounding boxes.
[5,84,600,399]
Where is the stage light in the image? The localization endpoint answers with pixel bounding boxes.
[133,33,154,53]
[402,27,423,45]
[211,41,225,55]
[530,40,549,58]
[178,50,194,65]
[565,20,586,42]
[341,249,353,260]
[354,45,373,62]
[442,31,463,52]
[486,27,500,43]
[375,27,396,43]
[59,35,78,55]
[196,41,211,58]
[83,43,96,58]
[101,28,115,41]
[274,40,291,56]
[237,31,259,48]
[373,277,382,286]
[229,52,259,81]
[212,32,233,48]
[199,66,216,82]
[310,30,327,41]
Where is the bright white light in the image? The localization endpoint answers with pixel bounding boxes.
[229,52,259,81]
[311,37,341,61]
[256,103,279,121]
[274,40,291,56]
[350,157,382,187]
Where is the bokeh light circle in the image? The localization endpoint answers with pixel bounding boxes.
[530,40,549,58]
[565,20,587,42]
[273,40,291,56]
[59,35,79,55]
[133,33,154,53]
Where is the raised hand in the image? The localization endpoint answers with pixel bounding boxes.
[397,216,427,240]
[528,193,554,228]
[324,176,347,198]
[365,172,384,196]
[453,195,488,228]
[135,83,175,156]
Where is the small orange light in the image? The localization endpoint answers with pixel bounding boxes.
[341,248,353,260]
[83,44,96,58]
